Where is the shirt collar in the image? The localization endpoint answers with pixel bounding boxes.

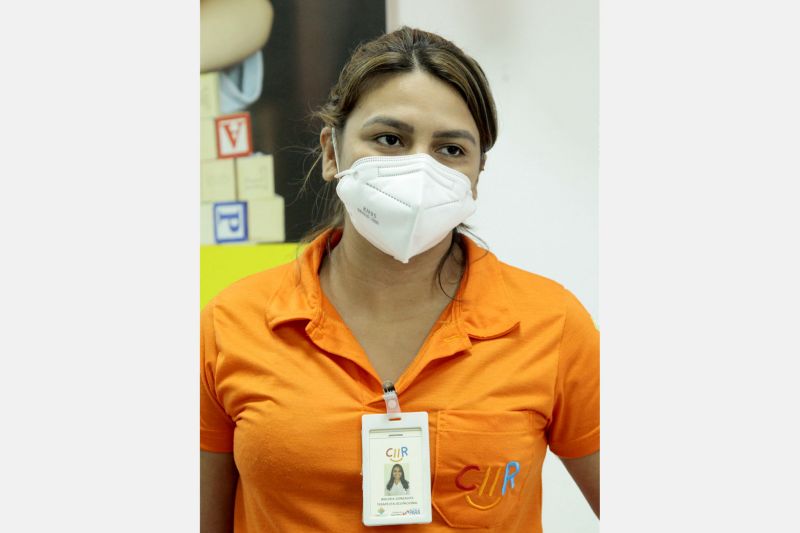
[265,229,338,329]
[267,229,520,339]
[455,235,520,339]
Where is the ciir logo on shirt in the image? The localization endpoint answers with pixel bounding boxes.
[455,461,521,510]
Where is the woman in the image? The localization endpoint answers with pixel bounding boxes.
[385,465,410,496]
[201,27,599,532]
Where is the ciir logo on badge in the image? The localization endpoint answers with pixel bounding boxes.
[386,447,408,463]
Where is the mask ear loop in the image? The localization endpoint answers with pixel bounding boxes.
[331,126,342,175]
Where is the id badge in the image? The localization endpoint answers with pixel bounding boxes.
[361,412,432,526]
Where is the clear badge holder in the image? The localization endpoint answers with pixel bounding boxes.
[361,382,432,526]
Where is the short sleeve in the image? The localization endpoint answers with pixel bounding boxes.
[546,289,600,458]
[200,302,235,452]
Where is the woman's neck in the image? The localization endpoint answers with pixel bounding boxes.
[319,222,464,316]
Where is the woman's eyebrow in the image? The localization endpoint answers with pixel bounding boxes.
[361,116,414,133]
[432,129,477,146]
[362,116,477,146]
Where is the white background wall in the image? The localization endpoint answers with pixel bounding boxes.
[387,1,598,531]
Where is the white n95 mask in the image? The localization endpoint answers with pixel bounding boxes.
[334,152,477,263]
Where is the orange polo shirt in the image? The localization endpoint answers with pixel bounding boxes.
[201,229,599,532]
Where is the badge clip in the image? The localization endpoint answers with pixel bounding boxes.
[382,381,401,420]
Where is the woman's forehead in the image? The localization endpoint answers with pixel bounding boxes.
[349,71,477,132]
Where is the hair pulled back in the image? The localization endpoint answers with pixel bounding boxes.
[316,26,497,153]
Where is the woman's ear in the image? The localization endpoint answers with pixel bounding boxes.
[320,127,338,182]
[472,153,486,199]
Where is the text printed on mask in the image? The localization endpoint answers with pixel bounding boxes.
[358,206,379,225]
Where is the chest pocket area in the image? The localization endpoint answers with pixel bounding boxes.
[432,410,535,529]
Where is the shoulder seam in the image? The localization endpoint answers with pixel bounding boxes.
[548,286,570,432]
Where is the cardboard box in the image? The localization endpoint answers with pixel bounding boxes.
[200,118,217,161]
[248,196,285,243]
[215,112,253,159]
[236,154,275,200]
[201,159,237,202]
[200,72,220,118]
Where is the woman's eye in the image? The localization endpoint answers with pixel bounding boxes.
[438,145,464,157]
[375,134,401,146]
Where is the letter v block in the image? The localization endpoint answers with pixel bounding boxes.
[215,112,253,159]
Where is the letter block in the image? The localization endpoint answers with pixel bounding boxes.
[216,112,253,159]
[248,196,285,243]
[214,202,248,243]
[201,159,237,202]
[236,154,275,200]
[200,72,220,118]
[200,118,217,161]
[200,203,215,245]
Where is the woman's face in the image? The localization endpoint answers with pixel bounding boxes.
[322,70,483,197]
[392,466,402,480]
